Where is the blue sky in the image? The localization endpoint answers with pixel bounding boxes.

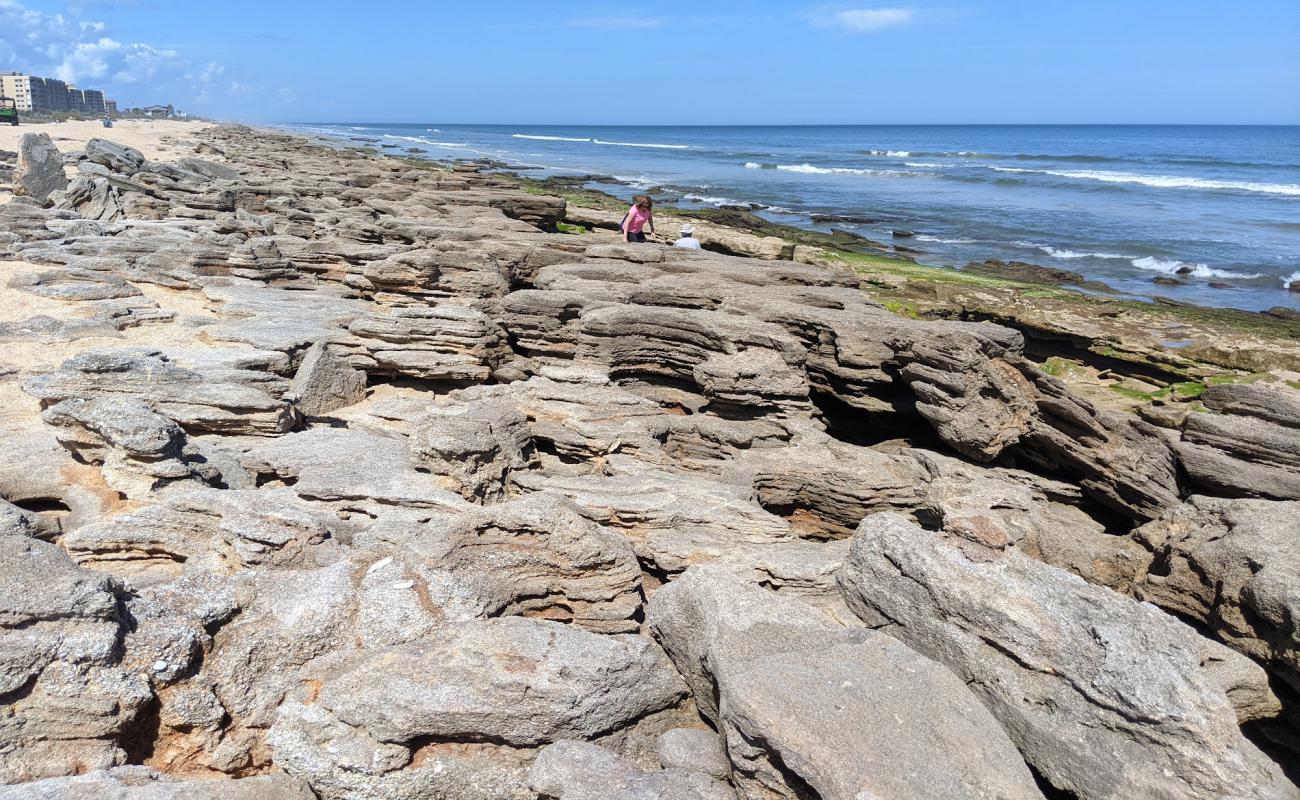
[2,1,1297,124]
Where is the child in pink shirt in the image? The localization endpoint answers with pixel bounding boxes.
[621,195,655,243]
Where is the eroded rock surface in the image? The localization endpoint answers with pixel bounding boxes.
[0,125,1296,799]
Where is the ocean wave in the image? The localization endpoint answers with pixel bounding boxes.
[1282,271,1300,288]
[864,149,912,157]
[1013,241,1134,261]
[775,163,902,176]
[594,139,691,150]
[382,134,472,148]
[512,134,593,142]
[904,162,949,168]
[683,193,750,207]
[612,174,657,190]
[916,235,978,245]
[744,162,771,169]
[991,167,1300,197]
[1132,256,1262,280]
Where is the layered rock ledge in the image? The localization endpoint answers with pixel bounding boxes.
[1,125,1298,799]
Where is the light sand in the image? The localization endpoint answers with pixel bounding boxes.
[1,119,212,203]
[0,119,211,161]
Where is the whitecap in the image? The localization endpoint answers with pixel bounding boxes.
[904,162,949,168]
[512,134,593,142]
[744,162,770,169]
[683,193,748,206]
[866,149,911,157]
[1281,271,1300,288]
[776,163,879,176]
[992,167,1300,197]
[1015,242,1135,261]
[916,235,978,245]
[1132,256,1262,280]
[382,134,472,148]
[594,139,691,150]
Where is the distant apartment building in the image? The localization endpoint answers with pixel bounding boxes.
[0,72,35,111]
[1,72,109,114]
[105,100,118,116]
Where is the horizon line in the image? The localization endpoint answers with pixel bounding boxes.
[285,121,1300,128]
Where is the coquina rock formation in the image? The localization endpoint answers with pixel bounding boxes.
[1,126,1298,799]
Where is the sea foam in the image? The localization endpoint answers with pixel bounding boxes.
[512,134,593,142]
[992,167,1300,197]
[594,139,691,149]
[775,163,899,176]
[1131,256,1261,280]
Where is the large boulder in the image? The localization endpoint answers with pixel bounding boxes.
[12,133,69,201]
[649,566,1045,800]
[838,513,1295,800]
[1133,496,1300,693]
[269,617,686,800]
[0,538,152,783]
[84,138,146,175]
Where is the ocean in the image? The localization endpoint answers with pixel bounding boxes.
[292,123,1300,311]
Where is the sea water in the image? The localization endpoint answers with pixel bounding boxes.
[294,123,1300,311]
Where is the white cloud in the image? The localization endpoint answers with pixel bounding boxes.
[807,6,917,33]
[0,0,256,112]
[565,15,663,31]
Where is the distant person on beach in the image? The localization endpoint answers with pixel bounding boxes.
[621,195,655,243]
[673,224,702,249]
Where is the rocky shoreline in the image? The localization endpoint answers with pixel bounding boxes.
[1,123,1299,799]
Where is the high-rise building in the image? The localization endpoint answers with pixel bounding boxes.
[0,72,107,113]
[0,72,34,111]
[83,89,106,115]
[105,100,118,116]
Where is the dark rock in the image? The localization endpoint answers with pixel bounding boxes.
[13,133,69,201]
[84,138,146,174]
[965,259,1087,287]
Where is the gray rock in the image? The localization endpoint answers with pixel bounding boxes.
[24,349,297,436]
[285,340,367,416]
[650,566,1044,800]
[0,537,152,783]
[1176,388,1300,500]
[409,399,532,501]
[361,493,644,632]
[656,729,730,781]
[1133,496,1300,694]
[85,138,147,175]
[0,767,316,799]
[269,617,686,799]
[177,156,240,181]
[530,740,734,800]
[13,133,69,201]
[838,513,1295,800]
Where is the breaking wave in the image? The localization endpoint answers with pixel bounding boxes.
[774,163,903,177]
[593,139,691,149]
[991,167,1300,197]
[1131,256,1262,280]
[512,134,593,142]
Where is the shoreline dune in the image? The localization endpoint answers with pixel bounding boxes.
[0,123,1298,798]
